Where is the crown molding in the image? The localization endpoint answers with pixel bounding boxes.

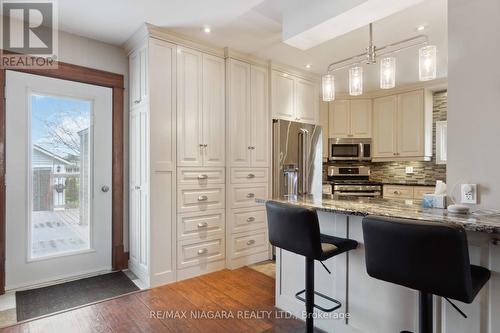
[270,61,321,83]
[224,48,269,68]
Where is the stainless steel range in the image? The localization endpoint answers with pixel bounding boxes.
[326,166,382,198]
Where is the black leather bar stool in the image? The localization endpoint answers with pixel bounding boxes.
[266,201,358,333]
[362,215,491,333]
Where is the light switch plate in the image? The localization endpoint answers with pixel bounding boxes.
[405,166,414,174]
[461,184,477,204]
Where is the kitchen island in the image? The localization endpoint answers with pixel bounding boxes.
[258,196,500,333]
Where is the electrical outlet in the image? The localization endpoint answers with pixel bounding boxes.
[405,166,414,174]
[461,184,477,204]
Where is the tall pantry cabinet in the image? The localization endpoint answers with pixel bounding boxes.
[127,36,177,288]
[225,54,271,269]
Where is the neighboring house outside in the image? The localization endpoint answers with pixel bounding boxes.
[32,145,80,213]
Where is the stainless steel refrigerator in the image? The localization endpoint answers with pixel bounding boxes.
[272,119,323,199]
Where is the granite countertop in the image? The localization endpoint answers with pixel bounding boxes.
[257,196,500,234]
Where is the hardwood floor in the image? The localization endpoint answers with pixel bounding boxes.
[0,267,303,333]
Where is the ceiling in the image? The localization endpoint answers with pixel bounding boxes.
[57,0,448,92]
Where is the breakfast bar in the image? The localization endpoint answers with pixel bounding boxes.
[258,196,500,333]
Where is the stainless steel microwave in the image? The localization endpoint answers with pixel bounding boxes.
[328,138,372,161]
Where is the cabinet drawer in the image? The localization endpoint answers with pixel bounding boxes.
[229,184,268,209]
[177,236,225,269]
[383,185,414,199]
[177,167,225,186]
[177,185,225,213]
[413,186,435,200]
[230,168,269,184]
[230,229,268,259]
[230,208,267,233]
[177,210,225,241]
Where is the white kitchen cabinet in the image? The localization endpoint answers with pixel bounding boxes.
[177,47,203,167]
[129,45,148,108]
[373,89,432,161]
[373,95,399,159]
[272,71,295,121]
[271,69,319,124]
[250,65,270,167]
[177,47,225,167]
[128,37,177,288]
[397,90,425,157]
[227,59,269,168]
[329,99,372,139]
[202,54,226,167]
[294,77,318,124]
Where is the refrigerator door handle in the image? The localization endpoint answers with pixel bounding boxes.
[298,128,309,195]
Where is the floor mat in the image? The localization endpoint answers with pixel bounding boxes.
[16,271,139,321]
[248,260,276,278]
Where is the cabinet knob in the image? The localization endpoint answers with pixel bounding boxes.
[248,146,255,150]
[133,99,141,104]
[198,195,208,202]
[393,191,400,195]
[134,186,141,190]
[246,240,256,246]
[197,248,208,255]
[246,217,255,222]
[197,222,208,228]
[204,144,208,148]
[198,174,208,180]
[247,174,255,179]
[246,193,255,198]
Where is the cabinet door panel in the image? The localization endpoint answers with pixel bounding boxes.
[202,54,225,167]
[228,60,251,167]
[177,47,203,167]
[272,71,294,121]
[139,47,148,104]
[373,95,398,158]
[350,99,372,138]
[250,65,270,167]
[329,100,350,138]
[398,90,424,157]
[294,77,318,124]
[129,50,141,106]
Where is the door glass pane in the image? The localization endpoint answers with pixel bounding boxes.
[30,94,92,259]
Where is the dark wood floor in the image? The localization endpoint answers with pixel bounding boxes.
[1,267,303,333]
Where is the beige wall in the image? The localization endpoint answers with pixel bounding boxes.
[448,0,500,209]
[57,31,130,250]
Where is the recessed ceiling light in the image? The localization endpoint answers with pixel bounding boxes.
[305,64,312,69]
[417,25,425,31]
[203,26,211,34]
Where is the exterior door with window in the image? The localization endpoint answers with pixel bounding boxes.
[5,70,112,290]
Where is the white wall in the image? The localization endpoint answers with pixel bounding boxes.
[447,0,500,209]
[58,31,130,250]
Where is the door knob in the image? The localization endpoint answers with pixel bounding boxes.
[101,185,110,193]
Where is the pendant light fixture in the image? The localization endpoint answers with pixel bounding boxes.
[419,45,437,81]
[349,67,363,96]
[321,23,436,99]
[380,57,396,89]
[322,74,335,101]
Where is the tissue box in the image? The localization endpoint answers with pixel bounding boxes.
[422,194,447,209]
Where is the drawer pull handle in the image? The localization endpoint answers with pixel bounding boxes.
[197,248,208,255]
[133,99,142,104]
[247,174,255,179]
[198,174,208,180]
[197,222,208,228]
[247,217,255,222]
[246,193,255,198]
[198,195,208,202]
[248,146,255,150]
[246,240,255,246]
[393,191,400,195]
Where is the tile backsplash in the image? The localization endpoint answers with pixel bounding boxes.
[325,91,448,185]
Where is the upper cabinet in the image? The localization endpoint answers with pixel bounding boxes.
[271,70,319,124]
[373,89,432,161]
[329,99,372,138]
[130,45,148,108]
[177,46,225,167]
[227,59,270,168]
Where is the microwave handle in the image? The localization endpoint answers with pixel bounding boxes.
[359,142,364,161]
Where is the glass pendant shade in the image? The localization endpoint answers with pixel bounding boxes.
[380,57,396,89]
[419,45,437,81]
[349,66,363,96]
[322,74,335,102]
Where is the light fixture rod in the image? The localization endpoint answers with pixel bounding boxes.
[326,24,429,73]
